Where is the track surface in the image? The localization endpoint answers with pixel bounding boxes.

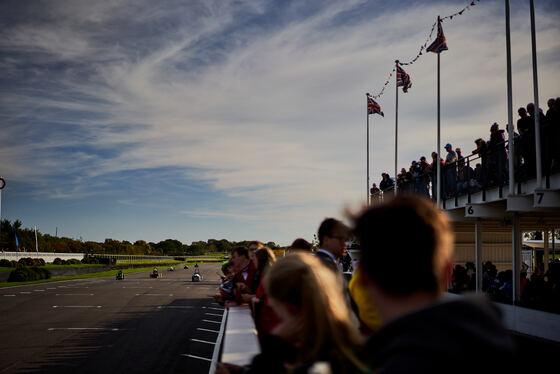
[0,263,224,374]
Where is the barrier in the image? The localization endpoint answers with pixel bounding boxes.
[219,306,260,367]
[0,251,84,262]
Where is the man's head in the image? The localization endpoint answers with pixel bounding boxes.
[490,122,499,133]
[518,107,527,117]
[318,218,350,258]
[527,103,535,115]
[231,246,250,269]
[355,195,454,297]
[548,98,555,109]
[445,144,452,152]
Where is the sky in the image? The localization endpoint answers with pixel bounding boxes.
[1,0,559,246]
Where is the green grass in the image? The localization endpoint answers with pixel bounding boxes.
[116,259,183,265]
[0,267,156,288]
[0,263,106,272]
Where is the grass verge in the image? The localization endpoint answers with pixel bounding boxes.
[0,266,155,288]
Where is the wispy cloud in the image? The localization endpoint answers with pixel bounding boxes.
[1,0,559,243]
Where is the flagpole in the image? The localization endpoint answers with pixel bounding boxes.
[35,226,38,253]
[505,0,514,196]
[530,0,542,189]
[394,60,399,197]
[366,93,370,205]
[436,16,442,208]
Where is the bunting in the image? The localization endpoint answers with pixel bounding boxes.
[367,94,384,117]
[427,18,448,53]
[396,64,412,93]
[369,0,480,97]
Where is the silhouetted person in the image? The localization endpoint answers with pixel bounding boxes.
[444,143,457,198]
[488,122,507,187]
[354,196,516,374]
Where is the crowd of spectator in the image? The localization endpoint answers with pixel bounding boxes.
[214,196,527,374]
[372,97,560,200]
[449,259,560,313]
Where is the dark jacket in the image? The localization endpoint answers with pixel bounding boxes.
[365,297,516,374]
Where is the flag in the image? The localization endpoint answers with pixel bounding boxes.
[396,64,412,93]
[427,19,448,54]
[367,95,384,117]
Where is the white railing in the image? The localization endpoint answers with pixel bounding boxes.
[0,251,84,262]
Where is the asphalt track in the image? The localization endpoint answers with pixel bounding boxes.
[0,263,224,374]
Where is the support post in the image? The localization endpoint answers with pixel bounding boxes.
[475,219,483,294]
[512,213,521,303]
[437,43,442,207]
[530,0,542,188]
[394,62,399,197]
[367,94,370,205]
[505,0,515,195]
[544,230,549,273]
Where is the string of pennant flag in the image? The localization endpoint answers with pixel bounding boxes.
[369,0,481,101]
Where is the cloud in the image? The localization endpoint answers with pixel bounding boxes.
[1,0,559,243]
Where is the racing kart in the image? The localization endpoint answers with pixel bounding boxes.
[116,270,125,280]
[168,266,174,271]
[192,268,203,282]
[150,269,161,278]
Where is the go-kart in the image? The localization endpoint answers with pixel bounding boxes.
[116,271,125,280]
[168,266,174,271]
[184,265,189,269]
[192,268,203,282]
[150,269,161,278]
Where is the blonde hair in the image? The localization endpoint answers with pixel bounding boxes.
[264,253,364,370]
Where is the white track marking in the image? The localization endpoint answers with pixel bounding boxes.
[20,292,31,294]
[135,293,173,296]
[190,338,216,345]
[205,313,222,317]
[3,295,16,297]
[202,319,221,324]
[180,354,211,362]
[52,305,102,308]
[197,328,219,333]
[55,294,94,296]
[156,306,194,309]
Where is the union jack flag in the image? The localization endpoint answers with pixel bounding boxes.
[396,64,412,93]
[367,95,384,117]
[427,19,448,54]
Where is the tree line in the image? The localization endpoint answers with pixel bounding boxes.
[0,219,280,256]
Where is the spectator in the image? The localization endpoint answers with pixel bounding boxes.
[488,122,507,187]
[248,240,264,264]
[217,253,366,374]
[214,261,236,305]
[227,246,258,306]
[429,151,443,200]
[252,247,280,344]
[527,102,550,175]
[354,195,516,373]
[370,183,381,204]
[379,173,394,192]
[418,156,430,197]
[517,107,535,178]
[289,238,312,252]
[316,218,350,273]
[472,138,489,188]
[547,98,560,172]
[456,157,474,195]
[444,143,457,198]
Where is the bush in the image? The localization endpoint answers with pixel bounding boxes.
[66,259,81,265]
[174,257,186,261]
[8,266,51,282]
[52,258,65,265]
[0,259,12,267]
[17,257,46,266]
[82,256,100,264]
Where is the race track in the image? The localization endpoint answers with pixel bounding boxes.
[0,263,224,374]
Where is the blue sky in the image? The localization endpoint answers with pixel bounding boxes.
[1,0,559,246]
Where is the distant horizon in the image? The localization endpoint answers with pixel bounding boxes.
[1,0,559,246]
